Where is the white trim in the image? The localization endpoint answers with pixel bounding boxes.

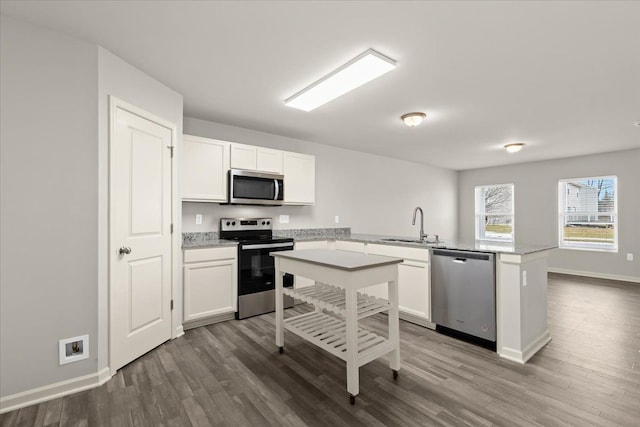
[548,267,640,284]
[498,331,551,364]
[0,368,112,414]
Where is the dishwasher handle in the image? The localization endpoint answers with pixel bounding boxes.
[452,258,467,263]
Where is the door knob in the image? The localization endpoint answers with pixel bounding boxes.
[119,246,132,255]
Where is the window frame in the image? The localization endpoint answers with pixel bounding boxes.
[557,175,618,252]
[474,183,515,242]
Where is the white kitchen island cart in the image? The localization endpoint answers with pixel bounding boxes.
[271,249,403,404]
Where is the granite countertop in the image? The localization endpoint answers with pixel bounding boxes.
[183,229,556,255]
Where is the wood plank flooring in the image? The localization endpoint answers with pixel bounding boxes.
[2,273,639,426]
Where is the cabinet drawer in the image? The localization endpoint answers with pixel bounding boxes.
[295,240,328,250]
[184,246,237,263]
[335,240,365,253]
[366,243,429,262]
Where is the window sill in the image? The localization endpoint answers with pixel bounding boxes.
[558,245,618,253]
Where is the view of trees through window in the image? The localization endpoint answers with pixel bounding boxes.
[475,184,514,241]
[558,176,617,250]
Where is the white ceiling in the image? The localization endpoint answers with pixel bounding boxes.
[2,1,639,170]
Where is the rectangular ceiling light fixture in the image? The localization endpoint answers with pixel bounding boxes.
[285,48,396,112]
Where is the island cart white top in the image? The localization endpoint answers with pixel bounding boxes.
[271,249,403,404]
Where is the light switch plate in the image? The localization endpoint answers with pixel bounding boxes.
[627,253,634,261]
[279,215,289,224]
[335,215,340,224]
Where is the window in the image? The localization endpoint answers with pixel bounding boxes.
[558,176,617,251]
[475,184,514,242]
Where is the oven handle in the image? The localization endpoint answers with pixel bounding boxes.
[241,242,294,250]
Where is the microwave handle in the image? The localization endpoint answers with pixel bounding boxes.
[274,179,280,200]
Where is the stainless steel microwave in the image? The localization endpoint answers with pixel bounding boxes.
[228,169,284,205]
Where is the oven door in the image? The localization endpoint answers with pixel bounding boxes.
[238,241,293,295]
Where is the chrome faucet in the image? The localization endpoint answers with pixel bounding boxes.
[412,207,428,241]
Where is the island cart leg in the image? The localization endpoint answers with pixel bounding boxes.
[275,259,284,353]
[388,274,401,378]
[345,287,359,404]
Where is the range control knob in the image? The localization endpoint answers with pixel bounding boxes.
[266,221,270,225]
[262,221,266,225]
[226,221,231,226]
[232,221,236,226]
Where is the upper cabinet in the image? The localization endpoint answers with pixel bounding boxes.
[230,143,283,174]
[283,151,315,205]
[182,134,230,202]
[182,135,314,205]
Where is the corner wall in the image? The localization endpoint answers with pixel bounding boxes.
[0,15,99,398]
[457,149,640,281]
[182,117,458,240]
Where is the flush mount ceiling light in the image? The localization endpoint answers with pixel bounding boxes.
[284,49,396,112]
[401,112,426,127]
[504,143,525,153]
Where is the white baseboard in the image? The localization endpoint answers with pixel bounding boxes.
[0,367,112,414]
[548,267,640,284]
[498,331,551,364]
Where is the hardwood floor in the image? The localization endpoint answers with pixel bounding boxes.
[2,273,639,426]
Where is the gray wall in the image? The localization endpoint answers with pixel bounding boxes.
[458,149,640,280]
[182,117,458,240]
[0,15,183,400]
[0,16,99,396]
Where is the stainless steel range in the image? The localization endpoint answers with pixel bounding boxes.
[220,218,294,319]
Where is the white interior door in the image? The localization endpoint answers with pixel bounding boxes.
[110,102,173,372]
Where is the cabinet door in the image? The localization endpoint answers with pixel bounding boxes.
[293,240,328,288]
[182,135,230,202]
[257,147,283,174]
[283,152,315,205]
[397,260,430,320]
[230,143,257,170]
[183,258,237,321]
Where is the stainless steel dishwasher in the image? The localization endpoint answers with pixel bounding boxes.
[431,249,496,342]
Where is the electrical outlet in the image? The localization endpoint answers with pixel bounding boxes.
[335,215,340,224]
[279,215,289,224]
[627,253,634,261]
[195,214,203,225]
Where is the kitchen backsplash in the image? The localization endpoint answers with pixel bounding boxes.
[182,228,351,247]
[273,227,351,240]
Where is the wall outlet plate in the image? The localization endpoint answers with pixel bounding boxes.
[195,214,203,225]
[279,215,289,224]
[627,253,634,261]
[334,215,340,224]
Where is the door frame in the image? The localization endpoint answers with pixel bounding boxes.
[108,95,180,376]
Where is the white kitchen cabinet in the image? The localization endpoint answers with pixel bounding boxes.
[334,240,365,253]
[230,143,283,174]
[183,246,237,327]
[366,244,431,325]
[293,240,329,288]
[256,147,283,174]
[182,135,230,202]
[230,143,257,170]
[283,151,315,205]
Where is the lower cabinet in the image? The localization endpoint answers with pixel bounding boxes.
[365,244,432,326]
[293,240,329,288]
[183,246,237,327]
